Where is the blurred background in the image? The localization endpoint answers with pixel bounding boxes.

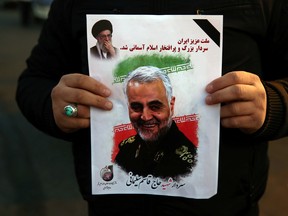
[0,1,87,215]
[0,1,287,215]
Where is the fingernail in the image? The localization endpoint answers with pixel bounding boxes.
[105,101,113,109]
[206,84,213,93]
[102,88,111,96]
[205,95,212,104]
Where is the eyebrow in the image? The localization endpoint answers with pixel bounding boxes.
[129,100,164,108]
[147,100,164,106]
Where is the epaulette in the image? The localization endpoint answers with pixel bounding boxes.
[119,136,136,147]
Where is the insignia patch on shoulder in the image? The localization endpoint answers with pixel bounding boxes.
[120,136,136,147]
[175,145,189,155]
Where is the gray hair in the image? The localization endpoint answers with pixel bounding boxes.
[123,66,173,102]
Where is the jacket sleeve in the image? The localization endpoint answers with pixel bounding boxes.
[253,0,288,140]
[16,0,82,141]
[255,80,288,140]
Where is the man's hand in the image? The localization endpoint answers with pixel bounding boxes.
[51,74,113,133]
[205,71,267,134]
[104,41,116,57]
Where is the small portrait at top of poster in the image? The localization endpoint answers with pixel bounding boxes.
[87,14,222,199]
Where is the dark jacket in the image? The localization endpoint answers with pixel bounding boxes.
[16,0,288,215]
[90,45,117,59]
[115,121,197,179]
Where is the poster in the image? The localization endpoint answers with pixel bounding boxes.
[87,14,222,199]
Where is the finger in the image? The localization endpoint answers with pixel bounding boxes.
[220,102,265,133]
[62,74,111,97]
[220,101,254,118]
[104,41,109,47]
[62,87,113,110]
[62,104,90,119]
[206,84,256,105]
[75,104,90,118]
[221,115,254,129]
[53,103,91,133]
[57,117,90,133]
[206,71,259,93]
[52,75,113,111]
[220,115,263,133]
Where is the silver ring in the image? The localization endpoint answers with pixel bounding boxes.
[64,104,78,117]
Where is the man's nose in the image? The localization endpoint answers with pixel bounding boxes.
[141,108,153,121]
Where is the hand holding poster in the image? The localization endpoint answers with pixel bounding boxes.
[87,15,222,199]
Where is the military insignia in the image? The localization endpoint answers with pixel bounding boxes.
[175,145,189,155]
[154,151,164,162]
[135,144,141,158]
[127,136,136,143]
[175,145,195,165]
[120,136,136,147]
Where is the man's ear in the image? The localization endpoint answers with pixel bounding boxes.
[170,96,176,112]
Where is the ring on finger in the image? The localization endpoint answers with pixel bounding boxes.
[64,104,78,117]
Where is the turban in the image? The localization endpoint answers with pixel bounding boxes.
[92,20,113,38]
